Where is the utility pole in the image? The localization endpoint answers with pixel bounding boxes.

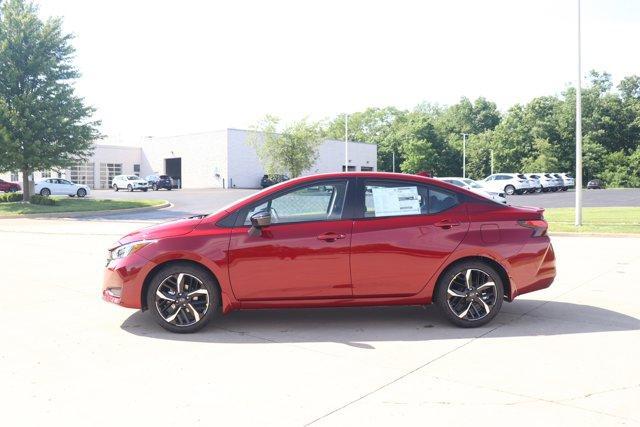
[575,0,583,226]
[461,133,469,178]
[345,113,349,172]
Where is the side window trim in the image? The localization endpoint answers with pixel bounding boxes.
[233,178,354,227]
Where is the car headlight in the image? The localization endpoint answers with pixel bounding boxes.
[109,240,156,260]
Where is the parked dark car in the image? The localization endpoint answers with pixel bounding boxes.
[0,179,21,193]
[261,174,289,188]
[146,174,174,191]
[587,179,604,189]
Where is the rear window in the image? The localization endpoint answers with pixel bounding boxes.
[159,175,170,179]
[544,174,553,178]
[517,174,527,179]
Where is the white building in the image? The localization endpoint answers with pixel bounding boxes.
[1,128,377,189]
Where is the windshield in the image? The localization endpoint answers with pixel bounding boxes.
[127,176,138,180]
[461,178,482,188]
[517,174,527,179]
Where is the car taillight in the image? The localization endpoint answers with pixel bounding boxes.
[518,219,548,237]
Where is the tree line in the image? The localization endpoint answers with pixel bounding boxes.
[255,71,640,187]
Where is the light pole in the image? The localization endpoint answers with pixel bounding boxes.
[392,151,395,173]
[490,149,494,175]
[575,0,583,226]
[345,113,349,172]
[461,133,469,178]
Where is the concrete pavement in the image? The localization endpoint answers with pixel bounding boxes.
[0,218,638,426]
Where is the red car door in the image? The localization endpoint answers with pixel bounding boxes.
[228,180,353,300]
[350,179,469,297]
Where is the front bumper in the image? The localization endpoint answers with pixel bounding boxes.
[102,252,157,309]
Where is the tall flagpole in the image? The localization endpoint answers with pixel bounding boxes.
[575,0,583,226]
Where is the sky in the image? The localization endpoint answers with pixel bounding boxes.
[35,0,640,142]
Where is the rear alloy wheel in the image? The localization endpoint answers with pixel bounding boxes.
[40,188,51,196]
[147,263,220,333]
[436,262,503,327]
[113,184,119,192]
[77,188,87,198]
[128,184,133,192]
[504,185,515,195]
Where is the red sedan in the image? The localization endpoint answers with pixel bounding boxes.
[0,179,21,193]
[103,172,555,333]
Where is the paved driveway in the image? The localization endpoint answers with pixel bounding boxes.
[90,188,259,221]
[0,217,638,426]
[507,188,640,208]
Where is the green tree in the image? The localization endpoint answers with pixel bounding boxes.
[0,0,100,200]
[249,115,323,178]
[324,107,404,171]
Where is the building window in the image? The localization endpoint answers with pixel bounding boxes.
[360,166,374,171]
[99,163,122,189]
[133,164,140,176]
[41,170,51,178]
[70,163,95,188]
[10,172,19,182]
[342,165,356,172]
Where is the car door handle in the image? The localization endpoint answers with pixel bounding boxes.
[317,232,346,242]
[434,220,460,229]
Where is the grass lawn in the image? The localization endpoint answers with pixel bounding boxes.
[544,207,640,234]
[0,197,166,216]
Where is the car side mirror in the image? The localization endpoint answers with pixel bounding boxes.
[248,210,271,236]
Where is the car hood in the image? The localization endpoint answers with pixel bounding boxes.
[118,215,206,244]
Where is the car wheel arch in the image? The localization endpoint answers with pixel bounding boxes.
[140,259,224,311]
[431,255,512,303]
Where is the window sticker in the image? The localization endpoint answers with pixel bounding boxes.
[371,186,421,217]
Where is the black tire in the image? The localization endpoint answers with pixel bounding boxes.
[113,184,119,192]
[77,188,87,198]
[562,187,568,191]
[142,188,148,192]
[551,187,558,192]
[40,188,51,196]
[504,185,515,195]
[435,260,504,328]
[128,184,133,192]
[146,263,220,333]
[167,187,172,191]
[152,184,157,191]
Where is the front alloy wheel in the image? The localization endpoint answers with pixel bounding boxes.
[147,263,219,333]
[436,262,503,327]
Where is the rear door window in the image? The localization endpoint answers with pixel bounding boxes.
[363,181,458,218]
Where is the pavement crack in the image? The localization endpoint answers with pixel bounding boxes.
[304,323,504,426]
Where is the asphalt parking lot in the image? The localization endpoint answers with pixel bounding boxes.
[0,217,638,426]
[89,187,640,222]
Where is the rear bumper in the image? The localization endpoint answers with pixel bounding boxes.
[510,241,556,299]
[102,253,157,309]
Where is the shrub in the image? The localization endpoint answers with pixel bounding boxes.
[0,192,23,203]
[30,194,57,205]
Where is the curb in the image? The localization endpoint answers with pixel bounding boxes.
[549,231,640,238]
[0,202,171,219]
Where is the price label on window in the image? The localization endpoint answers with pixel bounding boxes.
[371,186,421,217]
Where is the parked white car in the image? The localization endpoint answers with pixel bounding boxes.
[553,173,574,191]
[112,175,149,192]
[527,173,561,192]
[482,173,531,195]
[438,177,507,204]
[35,178,90,197]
